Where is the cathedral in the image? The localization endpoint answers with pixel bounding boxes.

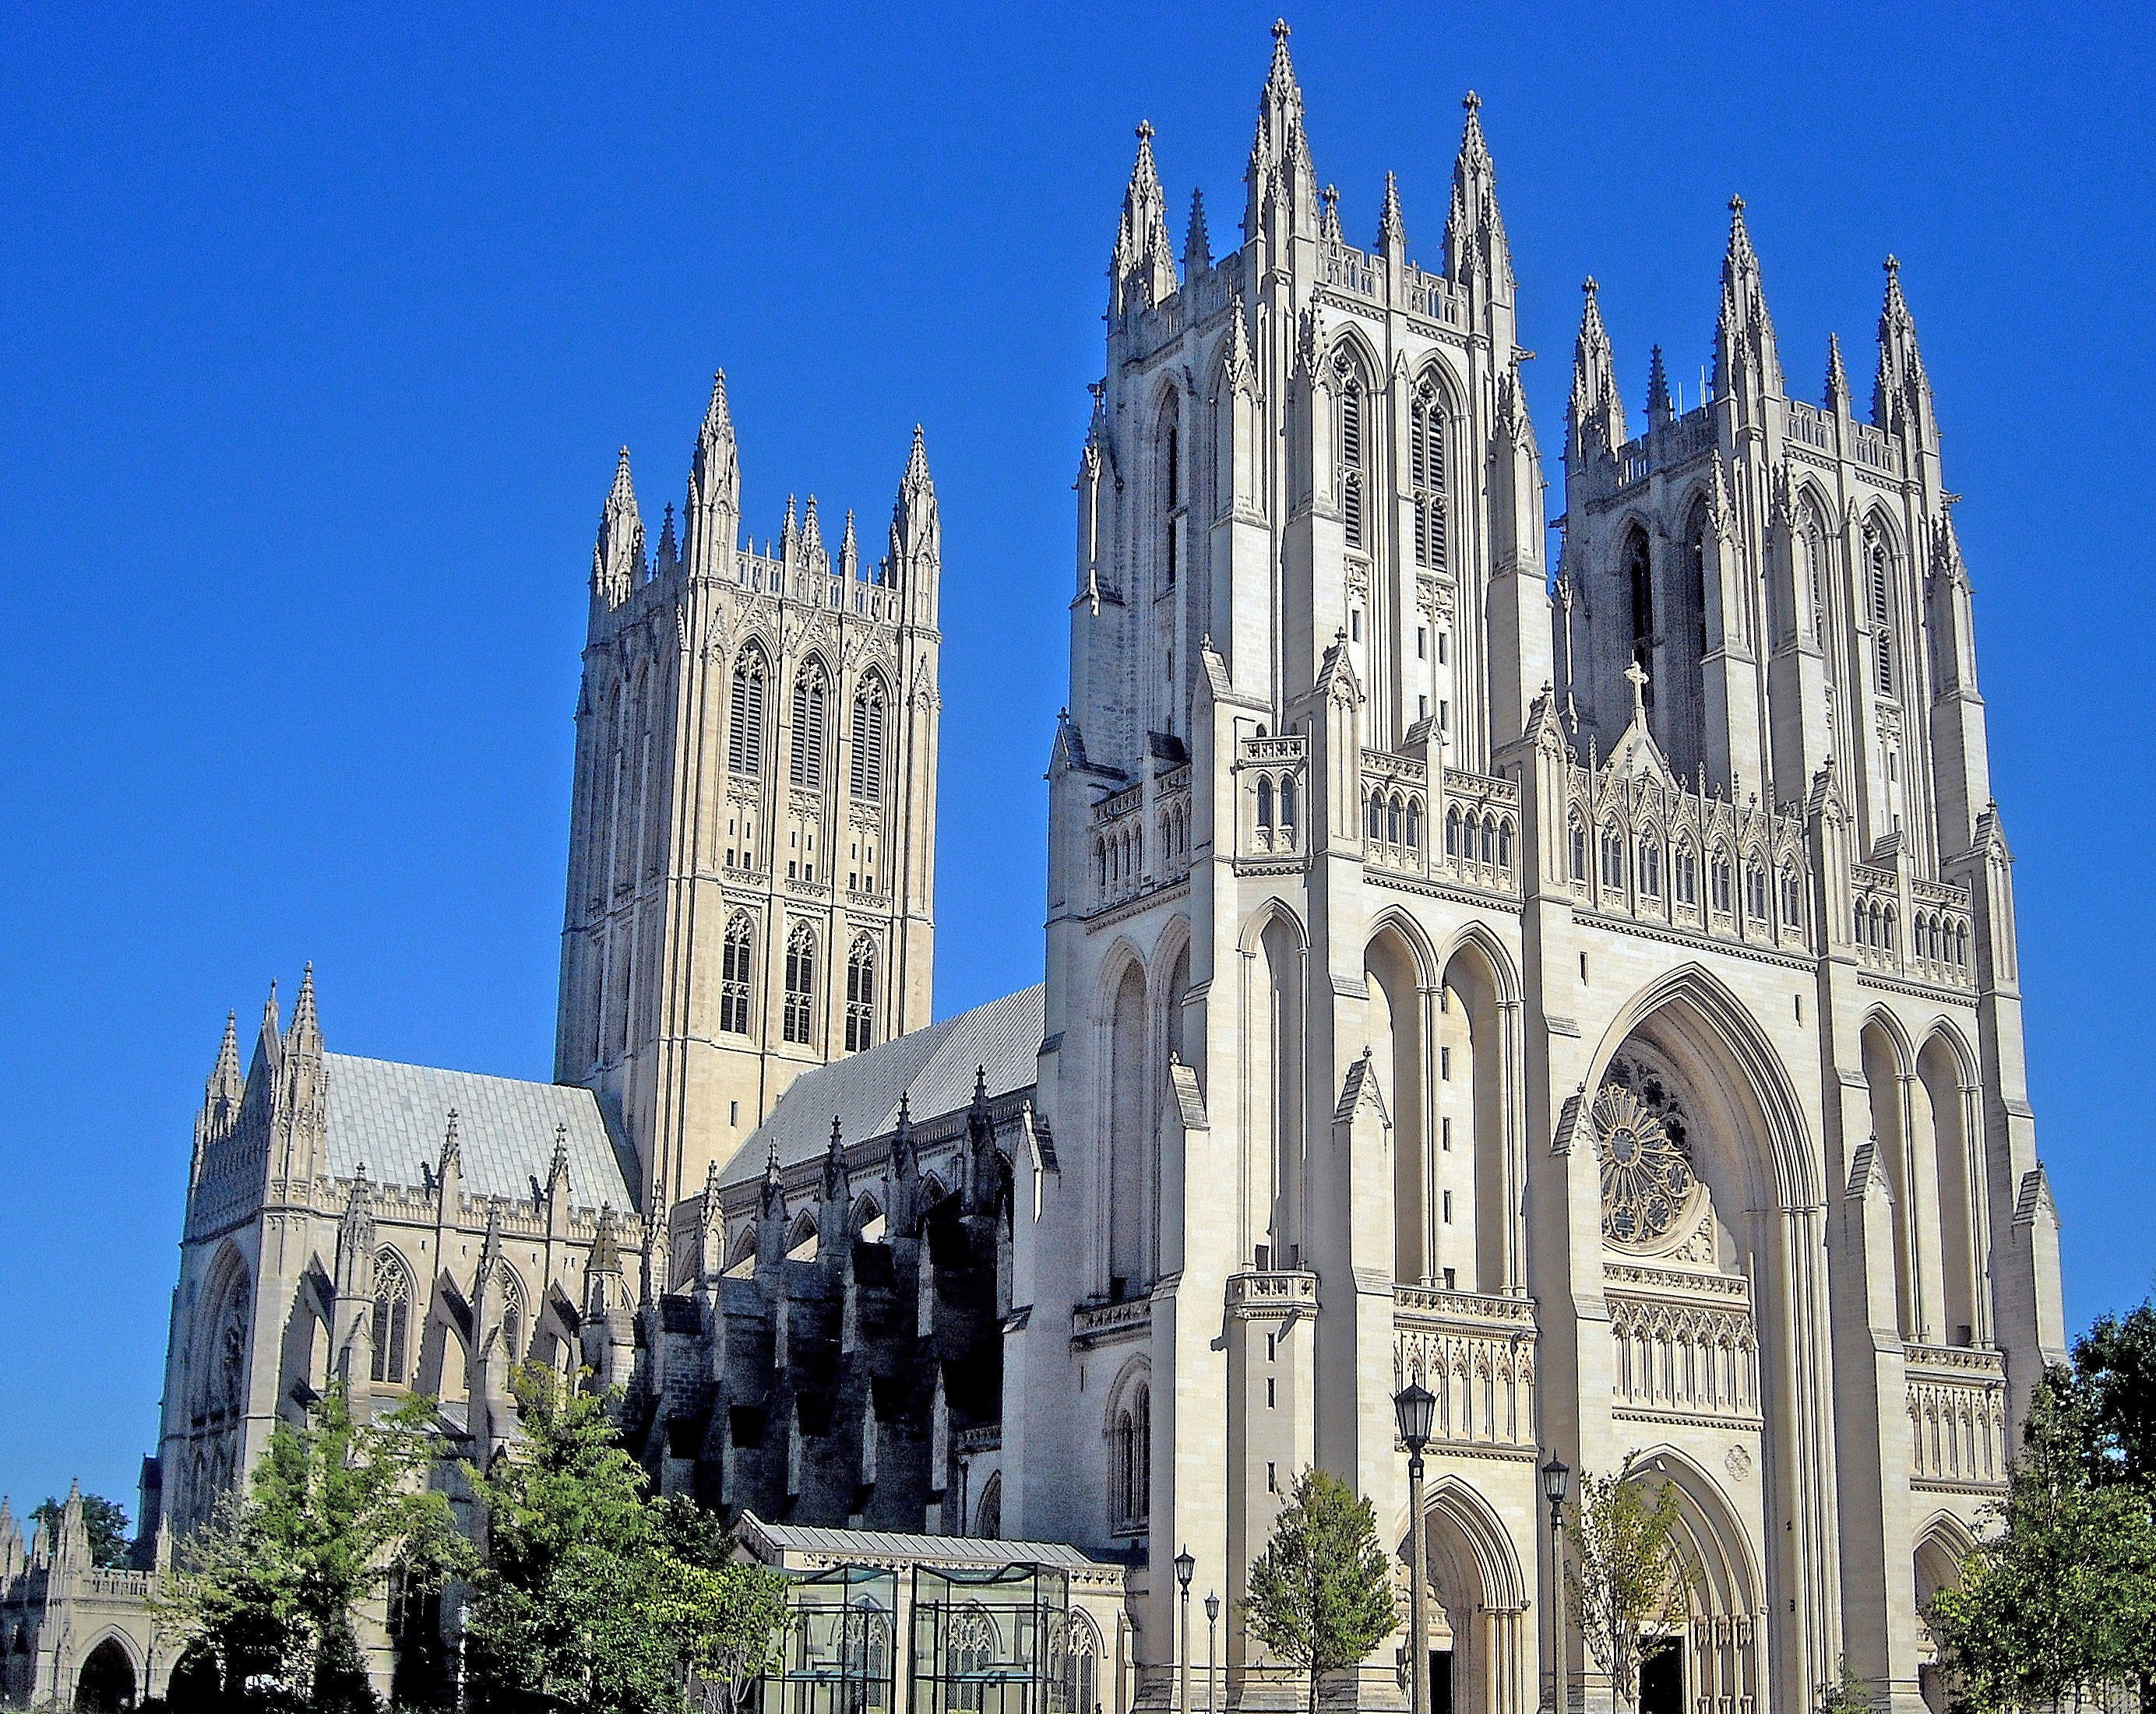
[3,21,2067,1714]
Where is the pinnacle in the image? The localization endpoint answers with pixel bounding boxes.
[1185,186,1212,272]
[904,423,932,488]
[702,368,731,437]
[1378,169,1406,254]
[609,445,636,505]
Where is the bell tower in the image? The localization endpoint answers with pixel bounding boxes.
[555,373,942,1220]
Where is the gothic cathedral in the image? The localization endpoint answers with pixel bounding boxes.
[25,21,2063,1714]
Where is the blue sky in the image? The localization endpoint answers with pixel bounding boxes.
[2,2,2151,1515]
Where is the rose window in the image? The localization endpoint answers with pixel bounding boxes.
[1595,1056,1700,1247]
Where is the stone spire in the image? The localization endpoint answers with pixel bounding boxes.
[840,508,858,581]
[653,501,679,576]
[1444,91,1511,297]
[1244,19,1319,245]
[1569,278,1626,459]
[1645,343,1673,429]
[592,446,646,609]
[1874,255,1936,449]
[1825,332,1851,414]
[198,1009,244,1159]
[890,425,939,594]
[1113,121,1179,316]
[1318,183,1343,247]
[1184,186,1212,275]
[1713,195,1783,406]
[1376,170,1407,261]
[686,368,741,579]
[801,494,827,572]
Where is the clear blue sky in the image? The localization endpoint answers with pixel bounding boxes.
[2,2,2151,1515]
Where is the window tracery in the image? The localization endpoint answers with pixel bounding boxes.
[1594,1053,1703,1250]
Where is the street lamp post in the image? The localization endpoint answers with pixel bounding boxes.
[1176,1547,1196,1714]
[1542,1455,1571,1714]
[1393,1383,1436,1714]
[1205,1593,1221,1714]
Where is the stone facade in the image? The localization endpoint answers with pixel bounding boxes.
[23,21,2067,1714]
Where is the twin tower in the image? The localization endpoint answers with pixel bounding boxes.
[554,376,943,1216]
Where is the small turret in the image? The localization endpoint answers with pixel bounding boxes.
[1111,121,1178,317]
[1184,187,1212,276]
[890,426,939,605]
[819,1117,852,1257]
[1243,19,1319,247]
[801,494,828,573]
[1377,172,1407,262]
[1874,255,1939,453]
[685,369,741,579]
[1645,344,1673,430]
[592,446,646,610]
[1569,279,1626,462]
[1712,195,1783,410]
[653,502,680,577]
[1444,91,1512,302]
[1824,332,1852,415]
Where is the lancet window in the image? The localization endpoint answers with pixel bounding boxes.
[728,649,766,776]
[1410,378,1447,570]
[720,912,755,1036]
[1866,525,1897,699]
[850,679,886,802]
[1337,355,1366,550]
[790,667,828,790]
[844,934,876,1054]
[783,923,817,1045]
[1111,1379,1150,1530]
[370,1251,412,1385]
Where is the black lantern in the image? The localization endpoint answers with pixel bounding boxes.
[1175,1546,1196,1591]
[1541,1454,1570,1517]
[1392,1382,1436,1457]
[1205,1592,1221,1624]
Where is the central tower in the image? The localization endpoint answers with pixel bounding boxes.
[555,376,942,1220]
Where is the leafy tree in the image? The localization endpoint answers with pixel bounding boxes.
[2068,1299,2156,1490]
[152,1382,467,1712]
[1563,1455,1692,1714]
[1815,1656,1874,1714]
[32,1491,132,1568]
[1928,1380,2156,1714]
[1242,1466,1398,1714]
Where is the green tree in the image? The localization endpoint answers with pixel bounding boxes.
[152,1382,467,1713]
[467,1371,694,1714]
[1563,1455,1692,1714]
[31,1491,132,1568]
[2068,1299,2156,1490]
[1928,1381,2156,1714]
[1242,1466,1399,1714]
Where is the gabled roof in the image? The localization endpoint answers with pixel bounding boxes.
[322,1054,635,1212]
[720,987,1045,1191]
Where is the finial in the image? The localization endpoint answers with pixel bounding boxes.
[1582,276,1598,297]
[1464,90,1481,114]
[1322,183,1338,209]
[1273,17,1290,41]
[830,1114,844,1151]
[1884,254,1900,276]
[1136,119,1154,143]
[1729,193,1746,214]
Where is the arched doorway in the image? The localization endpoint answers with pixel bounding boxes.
[1408,1480,1527,1714]
[76,1636,137,1712]
[1584,967,1829,1699]
[1913,1517,1971,1714]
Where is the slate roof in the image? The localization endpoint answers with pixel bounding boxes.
[720,986,1045,1190]
[321,1053,636,1212]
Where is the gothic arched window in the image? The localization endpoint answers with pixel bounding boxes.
[1600,824,1625,890]
[783,924,817,1045]
[1746,859,1768,922]
[1111,1378,1150,1530]
[1405,798,1420,850]
[1569,815,1588,882]
[370,1251,412,1385]
[1710,846,1734,914]
[1446,805,1463,857]
[1780,865,1802,929]
[1256,776,1274,832]
[495,1265,526,1365]
[844,934,876,1054]
[1410,378,1447,569]
[728,649,766,776]
[1623,526,1654,699]
[1866,525,1897,699]
[1337,357,1366,550]
[1162,407,1181,586]
[1638,836,1661,899]
[1279,776,1297,833]
[850,679,886,802]
[1674,841,1698,907]
[790,666,828,790]
[720,912,755,1036]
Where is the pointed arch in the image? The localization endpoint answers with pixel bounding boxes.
[728,642,769,777]
[720,910,756,1037]
[1367,918,1429,1283]
[371,1248,415,1385]
[790,658,830,790]
[850,670,889,801]
[844,933,878,1054]
[783,920,818,1046]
